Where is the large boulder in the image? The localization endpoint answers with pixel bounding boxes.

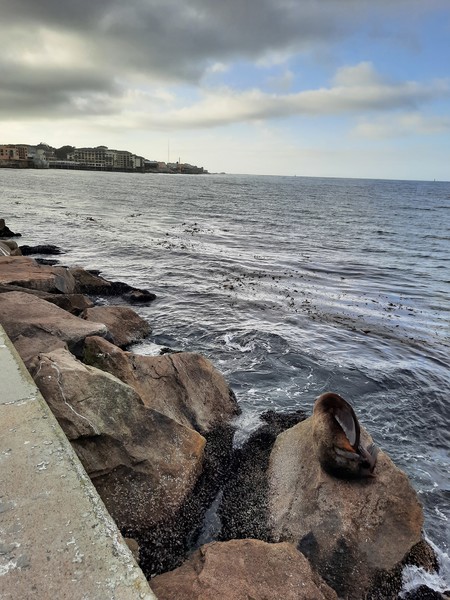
[82,305,151,347]
[68,267,113,295]
[84,336,239,434]
[0,255,75,293]
[0,291,107,365]
[268,416,426,599]
[151,539,338,600]
[0,282,53,298]
[0,283,93,314]
[31,347,206,533]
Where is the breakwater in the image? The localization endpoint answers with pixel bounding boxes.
[1,211,449,598]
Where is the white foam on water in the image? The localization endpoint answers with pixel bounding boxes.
[400,536,450,597]
[232,410,264,448]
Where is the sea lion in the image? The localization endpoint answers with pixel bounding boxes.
[312,392,378,479]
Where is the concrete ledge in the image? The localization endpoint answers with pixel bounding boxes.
[0,326,157,599]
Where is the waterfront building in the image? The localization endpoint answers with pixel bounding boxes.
[0,144,28,161]
[67,146,145,171]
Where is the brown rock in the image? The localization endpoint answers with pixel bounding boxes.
[68,267,156,303]
[0,283,54,298]
[126,289,157,304]
[44,293,94,315]
[151,539,338,600]
[0,291,107,365]
[0,255,75,293]
[68,267,112,295]
[268,416,425,599]
[0,283,93,314]
[84,336,239,434]
[82,305,151,347]
[31,347,206,532]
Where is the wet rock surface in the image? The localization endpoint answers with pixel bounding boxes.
[20,244,64,255]
[403,587,450,600]
[69,267,156,303]
[0,218,21,237]
[366,539,440,599]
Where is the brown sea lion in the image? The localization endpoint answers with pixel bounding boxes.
[312,392,378,479]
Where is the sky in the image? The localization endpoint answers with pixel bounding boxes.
[1,0,450,180]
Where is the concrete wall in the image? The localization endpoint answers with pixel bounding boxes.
[0,326,157,599]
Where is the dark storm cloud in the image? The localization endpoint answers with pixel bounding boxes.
[1,0,352,84]
[0,52,121,118]
[0,0,447,120]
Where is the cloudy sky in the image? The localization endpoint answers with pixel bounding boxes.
[2,0,449,179]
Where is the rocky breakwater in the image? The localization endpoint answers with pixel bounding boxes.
[0,221,239,580]
[1,219,444,599]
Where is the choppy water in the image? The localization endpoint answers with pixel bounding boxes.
[1,169,449,578]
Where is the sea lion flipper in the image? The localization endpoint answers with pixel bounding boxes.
[358,443,379,472]
[335,447,359,460]
[334,406,358,447]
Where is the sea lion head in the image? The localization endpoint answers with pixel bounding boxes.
[312,392,378,479]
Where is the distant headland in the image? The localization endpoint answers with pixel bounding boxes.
[0,142,208,174]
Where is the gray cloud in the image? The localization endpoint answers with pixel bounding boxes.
[0,0,447,120]
[1,0,354,84]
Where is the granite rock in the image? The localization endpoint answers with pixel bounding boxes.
[151,539,338,600]
[82,305,151,348]
[31,347,206,532]
[0,255,75,293]
[84,336,239,434]
[0,291,107,365]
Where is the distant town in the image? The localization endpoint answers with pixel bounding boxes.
[0,143,208,174]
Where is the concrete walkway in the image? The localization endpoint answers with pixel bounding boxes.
[0,326,157,599]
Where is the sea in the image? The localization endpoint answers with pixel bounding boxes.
[1,169,449,592]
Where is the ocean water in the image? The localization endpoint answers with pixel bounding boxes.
[1,169,449,581]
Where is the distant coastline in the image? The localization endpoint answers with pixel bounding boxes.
[0,142,208,174]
